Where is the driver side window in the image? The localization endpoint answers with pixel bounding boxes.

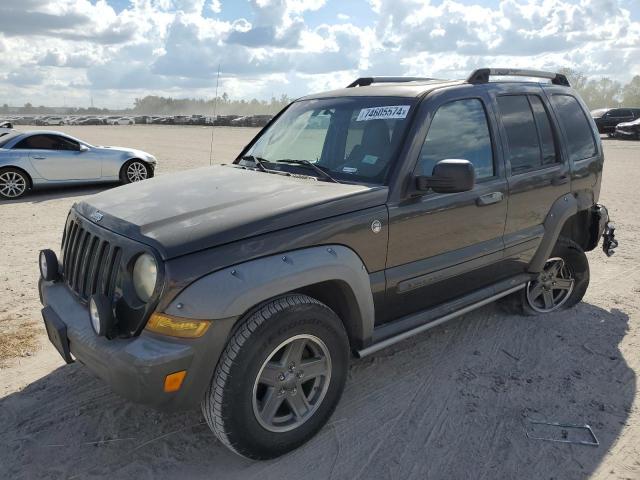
[13,134,79,151]
[417,98,494,180]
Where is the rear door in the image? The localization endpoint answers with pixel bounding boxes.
[15,134,101,180]
[489,87,571,275]
[383,88,508,323]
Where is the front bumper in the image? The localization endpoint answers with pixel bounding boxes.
[614,129,638,138]
[39,280,235,411]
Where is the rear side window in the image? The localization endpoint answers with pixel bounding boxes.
[497,95,559,174]
[550,95,597,162]
[417,98,494,179]
[529,96,557,166]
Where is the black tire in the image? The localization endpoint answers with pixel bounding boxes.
[0,167,30,200]
[202,294,350,460]
[120,159,150,184]
[511,237,589,316]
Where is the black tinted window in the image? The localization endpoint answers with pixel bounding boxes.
[14,134,78,151]
[417,99,494,179]
[53,135,80,151]
[497,95,540,173]
[550,95,597,162]
[617,109,632,117]
[529,96,557,166]
[14,135,58,149]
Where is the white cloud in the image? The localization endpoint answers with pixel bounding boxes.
[0,0,637,107]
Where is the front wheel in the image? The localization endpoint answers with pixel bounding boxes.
[120,159,150,184]
[202,294,350,459]
[521,237,590,315]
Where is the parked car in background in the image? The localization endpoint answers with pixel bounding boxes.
[114,117,135,125]
[77,117,104,125]
[0,121,13,131]
[42,117,66,126]
[0,130,157,199]
[173,115,190,125]
[614,117,640,139]
[230,114,273,127]
[591,108,640,135]
[214,115,241,126]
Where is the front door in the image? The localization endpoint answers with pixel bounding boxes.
[383,91,508,324]
[14,134,101,180]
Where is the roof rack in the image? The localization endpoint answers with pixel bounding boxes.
[346,77,435,88]
[467,68,570,87]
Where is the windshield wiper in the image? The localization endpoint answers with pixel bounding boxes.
[241,155,269,172]
[276,159,340,183]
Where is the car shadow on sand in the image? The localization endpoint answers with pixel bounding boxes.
[0,302,634,480]
[0,184,117,205]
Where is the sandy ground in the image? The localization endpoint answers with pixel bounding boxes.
[0,125,639,479]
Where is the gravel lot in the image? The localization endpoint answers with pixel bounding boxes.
[1,126,639,479]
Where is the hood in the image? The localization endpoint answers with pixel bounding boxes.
[617,119,640,127]
[75,165,387,259]
[95,145,156,162]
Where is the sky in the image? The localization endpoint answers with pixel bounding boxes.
[0,0,638,108]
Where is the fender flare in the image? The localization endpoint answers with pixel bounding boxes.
[528,194,578,273]
[164,245,375,344]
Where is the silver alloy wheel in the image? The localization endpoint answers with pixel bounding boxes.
[252,334,332,433]
[0,171,27,198]
[526,257,575,313]
[126,161,148,182]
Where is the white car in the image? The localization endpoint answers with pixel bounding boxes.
[108,117,135,125]
[42,117,66,126]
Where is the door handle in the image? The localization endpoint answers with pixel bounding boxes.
[32,155,46,160]
[476,192,503,206]
[551,175,569,186]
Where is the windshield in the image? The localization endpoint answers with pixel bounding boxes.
[591,109,609,118]
[0,132,19,147]
[241,97,416,184]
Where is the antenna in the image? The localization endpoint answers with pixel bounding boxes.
[209,65,221,166]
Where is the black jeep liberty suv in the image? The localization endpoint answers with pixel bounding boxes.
[39,68,618,459]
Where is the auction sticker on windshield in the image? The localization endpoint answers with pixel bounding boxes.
[356,105,410,121]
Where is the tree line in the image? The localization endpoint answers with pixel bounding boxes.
[559,69,640,109]
[0,93,293,116]
[2,72,639,116]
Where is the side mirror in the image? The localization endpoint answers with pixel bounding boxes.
[79,144,89,152]
[415,159,476,194]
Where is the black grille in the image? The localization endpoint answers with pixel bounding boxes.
[61,218,121,302]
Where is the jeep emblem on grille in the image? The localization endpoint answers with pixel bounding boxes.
[90,211,104,222]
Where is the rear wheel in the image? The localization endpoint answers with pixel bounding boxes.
[120,159,149,184]
[521,237,589,315]
[202,294,349,459]
[0,168,29,199]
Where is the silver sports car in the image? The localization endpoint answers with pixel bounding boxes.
[0,130,157,199]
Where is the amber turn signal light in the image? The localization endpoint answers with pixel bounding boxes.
[146,313,210,338]
[164,370,187,393]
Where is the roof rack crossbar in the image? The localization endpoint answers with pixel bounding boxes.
[347,77,435,88]
[467,68,570,87]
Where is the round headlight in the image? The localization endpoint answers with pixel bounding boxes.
[133,253,158,302]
